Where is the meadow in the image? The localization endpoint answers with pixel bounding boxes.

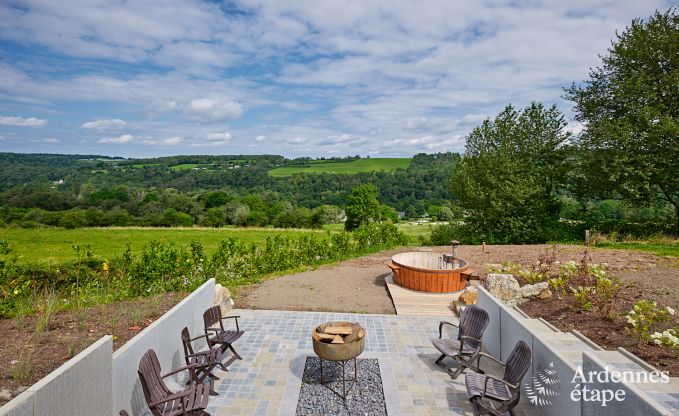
[0,227,328,263]
[1,222,432,263]
[268,158,412,176]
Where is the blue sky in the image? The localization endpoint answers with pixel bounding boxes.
[0,0,672,158]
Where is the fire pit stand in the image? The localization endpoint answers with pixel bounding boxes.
[319,358,358,400]
[311,321,365,400]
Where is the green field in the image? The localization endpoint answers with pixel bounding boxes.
[593,237,679,257]
[0,227,329,264]
[268,158,411,177]
[169,163,201,171]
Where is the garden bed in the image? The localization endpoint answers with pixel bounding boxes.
[0,292,187,405]
[522,284,679,375]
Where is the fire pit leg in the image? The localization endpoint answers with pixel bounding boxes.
[320,358,324,384]
[354,357,358,381]
[342,361,346,399]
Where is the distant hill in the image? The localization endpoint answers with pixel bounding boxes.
[268,158,412,176]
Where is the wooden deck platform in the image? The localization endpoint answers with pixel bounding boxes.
[385,274,459,317]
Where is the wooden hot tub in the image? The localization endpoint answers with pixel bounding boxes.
[387,252,470,293]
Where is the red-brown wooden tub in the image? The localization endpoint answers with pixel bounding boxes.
[387,252,470,293]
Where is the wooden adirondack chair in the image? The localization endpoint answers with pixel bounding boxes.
[180,327,228,395]
[202,306,244,366]
[138,349,211,416]
[432,304,490,378]
[465,340,532,416]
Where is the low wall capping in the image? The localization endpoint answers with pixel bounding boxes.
[571,329,604,351]
[616,347,660,373]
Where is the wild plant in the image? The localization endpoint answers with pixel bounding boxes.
[10,348,33,382]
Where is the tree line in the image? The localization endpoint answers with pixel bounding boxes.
[432,9,678,244]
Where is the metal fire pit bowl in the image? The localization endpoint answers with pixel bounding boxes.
[311,321,365,399]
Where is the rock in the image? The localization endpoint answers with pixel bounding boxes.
[517,282,552,305]
[214,283,234,315]
[0,389,11,401]
[458,288,478,305]
[451,299,467,316]
[484,274,522,306]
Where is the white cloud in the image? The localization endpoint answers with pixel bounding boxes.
[206,131,232,141]
[41,138,60,143]
[146,99,178,116]
[0,116,47,127]
[185,98,243,123]
[82,118,126,130]
[0,1,669,156]
[98,134,134,144]
[162,136,183,145]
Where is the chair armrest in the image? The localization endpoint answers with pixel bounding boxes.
[161,363,198,378]
[185,351,211,358]
[438,321,458,338]
[475,351,505,368]
[190,333,209,342]
[221,315,241,332]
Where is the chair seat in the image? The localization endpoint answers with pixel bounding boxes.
[210,329,243,346]
[189,348,222,368]
[159,383,210,416]
[432,338,477,357]
[465,371,512,401]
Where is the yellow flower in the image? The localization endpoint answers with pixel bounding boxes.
[103,261,110,272]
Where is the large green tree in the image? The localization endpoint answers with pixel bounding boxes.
[451,103,571,243]
[344,184,381,230]
[566,9,679,233]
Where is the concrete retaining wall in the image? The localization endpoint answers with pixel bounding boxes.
[113,278,216,415]
[477,286,679,416]
[0,278,216,416]
[0,336,112,416]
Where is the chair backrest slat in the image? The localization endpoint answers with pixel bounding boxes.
[203,306,223,332]
[137,349,171,416]
[504,340,532,387]
[458,305,490,349]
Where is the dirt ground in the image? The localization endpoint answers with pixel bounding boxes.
[0,292,187,405]
[237,244,679,313]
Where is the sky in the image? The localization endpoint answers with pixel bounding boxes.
[0,0,672,158]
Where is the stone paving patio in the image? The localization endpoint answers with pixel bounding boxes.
[206,309,536,416]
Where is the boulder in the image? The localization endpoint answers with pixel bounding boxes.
[451,299,467,316]
[484,274,522,306]
[459,288,478,305]
[214,283,234,314]
[518,282,552,305]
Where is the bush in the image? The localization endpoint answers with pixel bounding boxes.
[0,223,409,317]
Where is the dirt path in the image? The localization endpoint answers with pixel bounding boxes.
[236,244,679,314]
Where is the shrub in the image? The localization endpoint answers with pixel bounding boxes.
[626,300,674,342]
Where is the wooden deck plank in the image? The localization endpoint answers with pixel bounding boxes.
[385,274,460,317]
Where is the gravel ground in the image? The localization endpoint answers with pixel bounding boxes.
[237,244,678,313]
[296,358,386,416]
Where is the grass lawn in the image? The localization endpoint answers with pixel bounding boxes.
[268,158,411,177]
[1,227,330,264]
[323,221,432,245]
[593,237,679,257]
